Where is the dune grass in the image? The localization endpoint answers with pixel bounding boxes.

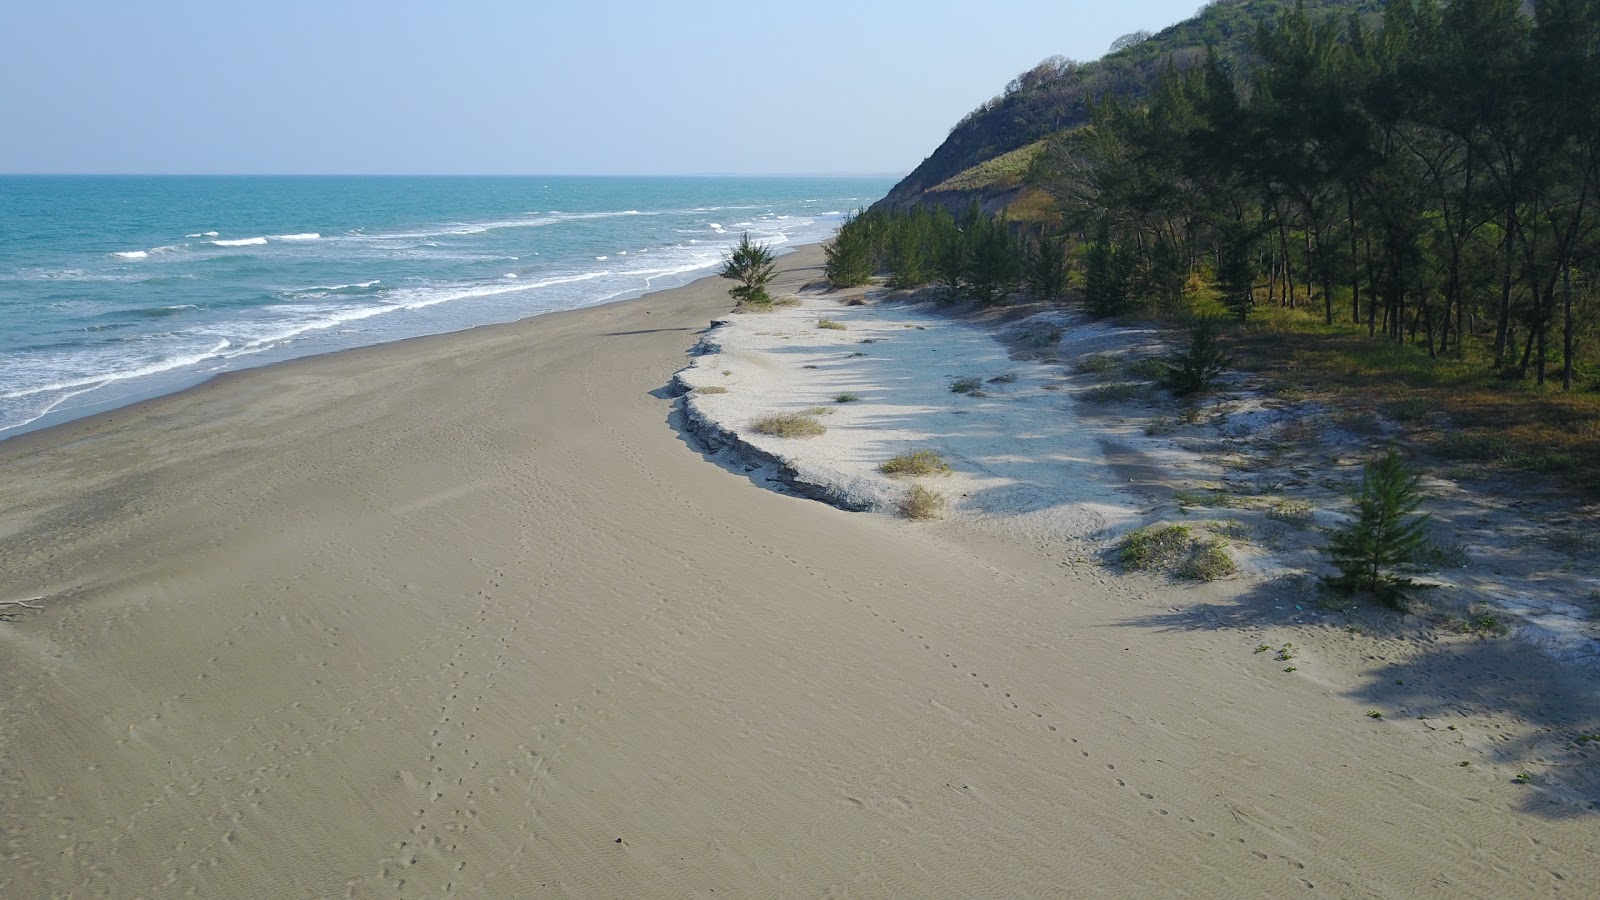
[879,449,950,477]
[898,485,947,520]
[750,412,827,438]
[1117,524,1236,582]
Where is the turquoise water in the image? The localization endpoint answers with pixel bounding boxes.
[0,176,891,437]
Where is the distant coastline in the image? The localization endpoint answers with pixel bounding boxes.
[0,175,892,440]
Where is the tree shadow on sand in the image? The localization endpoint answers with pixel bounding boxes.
[1118,577,1600,819]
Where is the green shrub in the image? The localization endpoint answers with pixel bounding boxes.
[834,392,861,403]
[1083,382,1152,403]
[951,377,984,394]
[879,450,950,476]
[1163,319,1232,397]
[898,485,947,519]
[750,413,826,438]
[718,232,777,307]
[1118,525,1195,570]
[817,318,847,330]
[1324,450,1432,610]
[1118,524,1234,582]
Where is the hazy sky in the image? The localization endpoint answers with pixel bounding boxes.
[1,1,1205,176]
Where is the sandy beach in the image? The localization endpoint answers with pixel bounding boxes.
[3,244,1597,897]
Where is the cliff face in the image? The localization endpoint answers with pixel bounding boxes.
[874,0,1387,213]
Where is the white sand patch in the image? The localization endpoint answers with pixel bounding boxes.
[675,293,1209,543]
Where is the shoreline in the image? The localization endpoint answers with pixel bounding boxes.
[0,244,813,448]
[3,245,1598,896]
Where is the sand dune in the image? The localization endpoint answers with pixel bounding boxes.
[2,246,1596,897]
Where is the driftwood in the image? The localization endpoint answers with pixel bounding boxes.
[0,597,45,621]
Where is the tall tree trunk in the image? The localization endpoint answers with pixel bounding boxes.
[1562,264,1574,391]
[1348,194,1362,326]
[1493,203,1515,365]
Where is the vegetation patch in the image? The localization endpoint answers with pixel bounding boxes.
[1116,524,1235,582]
[1074,354,1120,377]
[898,484,947,520]
[879,450,950,477]
[1082,381,1151,403]
[1265,499,1314,527]
[750,413,827,439]
[718,232,777,307]
[1124,356,1170,380]
[950,376,984,394]
[694,385,729,395]
[1174,488,1241,510]
[833,392,861,403]
[1324,450,1432,610]
[817,318,847,330]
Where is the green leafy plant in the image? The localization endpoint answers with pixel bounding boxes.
[1324,450,1432,610]
[879,450,950,476]
[834,392,861,403]
[1163,319,1233,398]
[750,412,826,438]
[823,211,874,287]
[718,232,777,307]
[899,484,947,520]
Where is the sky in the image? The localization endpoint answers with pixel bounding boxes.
[0,0,1207,176]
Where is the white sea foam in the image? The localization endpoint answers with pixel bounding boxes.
[503,273,518,279]
[353,209,658,243]
[185,231,220,238]
[291,280,382,294]
[595,256,607,260]
[212,237,268,247]
[2,339,235,401]
[112,251,149,260]
[272,233,321,241]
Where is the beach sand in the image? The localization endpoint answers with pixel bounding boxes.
[3,245,1596,897]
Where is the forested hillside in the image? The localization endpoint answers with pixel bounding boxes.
[876,0,1388,209]
[838,0,1599,492]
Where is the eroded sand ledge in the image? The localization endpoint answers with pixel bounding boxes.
[2,245,1597,898]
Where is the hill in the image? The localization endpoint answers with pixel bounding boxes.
[875,0,1388,213]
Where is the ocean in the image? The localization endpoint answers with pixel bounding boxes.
[0,175,892,438]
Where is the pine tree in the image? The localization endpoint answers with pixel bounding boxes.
[966,214,1021,305]
[1083,221,1131,317]
[718,232,777,307]
[1162,318,1232,397]
[823,212,873,287]
[1026,230,1070,302]
[1325,450,1432,610]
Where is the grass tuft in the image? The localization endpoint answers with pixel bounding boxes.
[950,377,984,394]
[1082,382,1152,403]
[1075,354,1120,377]
[695,385,729,395]
[817,318,847,330]
[834,392,861,403]
[1117,524,1236,582]
[898,484,947,520]
[750,412,827,438]
[879,449,950,477]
